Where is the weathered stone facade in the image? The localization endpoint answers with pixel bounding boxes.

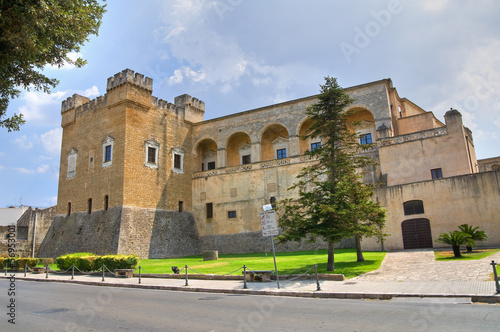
[39,69,499,258]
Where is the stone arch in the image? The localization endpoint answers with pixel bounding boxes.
[226,132,252,167]
[260,124,290,161]
[346,107,376,144]
[298,117,322,155]
[195,138,218,172]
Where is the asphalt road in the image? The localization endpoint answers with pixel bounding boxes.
[0,279,499,331]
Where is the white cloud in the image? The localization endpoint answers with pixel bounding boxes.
[13,135,33,149]
[19,90,67,122]
[422,0,450,12]
[14,168,35,174]
[46,51,83,70]
[79,85,100,98]
[40,128,63,157]
[37,165,50,174]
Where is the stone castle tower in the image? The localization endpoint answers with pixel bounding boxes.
[39,69,204,258]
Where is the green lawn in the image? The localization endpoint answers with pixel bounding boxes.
[434,248,500,261]
[137,249,386,279]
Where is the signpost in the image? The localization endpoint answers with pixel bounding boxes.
[259,209,280,289]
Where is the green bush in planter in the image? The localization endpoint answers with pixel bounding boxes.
[94,255,139,271]
[56,253,97,271]
[17,258,38,269]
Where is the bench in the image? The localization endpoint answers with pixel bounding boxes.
[114,269,134,278]
[243,270,274,282]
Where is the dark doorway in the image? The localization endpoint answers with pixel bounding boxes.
[401,218,433,249]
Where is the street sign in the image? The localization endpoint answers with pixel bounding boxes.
[259,210,279,237]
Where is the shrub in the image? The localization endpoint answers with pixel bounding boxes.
[17,258,38,269]
[94,255,139,271]
[56,253,97,272]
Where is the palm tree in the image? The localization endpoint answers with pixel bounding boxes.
[436,231,475,257]
[458,224,488,252]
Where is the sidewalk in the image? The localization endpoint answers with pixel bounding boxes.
[3,268,499,303]
[3,250,499,303]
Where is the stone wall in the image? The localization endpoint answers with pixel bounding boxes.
[200,232,355,254]
[362,170,500,251]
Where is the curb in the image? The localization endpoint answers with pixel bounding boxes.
[5,276,500,303]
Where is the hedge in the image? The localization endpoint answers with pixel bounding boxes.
[56,253,97,272]
[56,253,139,272]
[0,257,38,269]
[94,255,139,271]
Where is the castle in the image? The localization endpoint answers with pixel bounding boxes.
[37,69,500,258]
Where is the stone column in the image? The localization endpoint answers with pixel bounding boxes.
[251,142,261,162]
[288,135,300,157]
[217,148,227,168]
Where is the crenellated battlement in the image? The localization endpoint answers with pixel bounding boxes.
[106,68,153,92]
[151,96,176,112]
[174,94,205,112]
[61,94,90,113]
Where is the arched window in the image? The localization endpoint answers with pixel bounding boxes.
[403,200,424,215]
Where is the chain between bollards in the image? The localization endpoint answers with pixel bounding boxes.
[243,265,247,289]
[185,265,188,286]
[491,260,500,293]
[314,264,321,291]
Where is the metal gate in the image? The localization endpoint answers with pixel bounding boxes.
[401,218,433,249]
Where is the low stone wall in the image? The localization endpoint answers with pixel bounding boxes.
[199,231,355,254]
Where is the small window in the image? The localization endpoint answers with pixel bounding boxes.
[228,211,236,218]
[104,145,112,162]
[104,195,109,211]
[208,161,216,170]
[360,133,372,145]
[311,142,321,151]
[179,201,183,212]
[174,154,181,169]
[88,198,92,214]
[270,197,277,210]
[403,200,424,215]
[206,203,213,219]
[67,148,78,179]
[67,202,72,216]
[242,155,251,165]
[276,148,287,159]
[102,136,114,167]
[147,147,156,164]
[431,168,443,179]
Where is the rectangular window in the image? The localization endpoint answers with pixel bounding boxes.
[311,142,321,151]
[147,147,156,164]
[431,168,443,179]
[174,154,181,169]
[104,145,112,162]
[179,201,183,212]
[206,203,213,219]
[228,211,237,218]
[242,155,251,165]
[88,198,92,214]
[104,195,109,211]
[276,148,287,159]
[208,161,216,170]
[360,133,372,145]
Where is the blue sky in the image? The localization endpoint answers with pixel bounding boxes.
[1,0,500,208]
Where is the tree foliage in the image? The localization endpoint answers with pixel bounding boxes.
[0,0,106,131]
[458,224,488,252]
[277,77,386,271]
[436,231,475,258]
